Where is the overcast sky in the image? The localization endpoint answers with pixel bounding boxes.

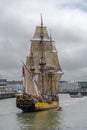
[0,0,87,81]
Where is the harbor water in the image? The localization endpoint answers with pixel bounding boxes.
[0,94,87,130]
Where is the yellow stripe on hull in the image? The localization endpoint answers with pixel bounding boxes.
[35,101,59,109]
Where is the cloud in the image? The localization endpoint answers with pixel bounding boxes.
[0,0,87,81]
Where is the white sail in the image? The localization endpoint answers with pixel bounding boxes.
[24,19,63,96]
[23,61,39,96]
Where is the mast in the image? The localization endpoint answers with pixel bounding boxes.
[40,14,44,57]
[39,15,46,95]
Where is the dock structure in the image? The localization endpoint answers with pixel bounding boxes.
[0,92,16,99]
[58,81,87,96]
[0,77,16,99]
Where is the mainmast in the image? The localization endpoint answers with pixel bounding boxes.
[40,14,44,57]
[39,15,46,95]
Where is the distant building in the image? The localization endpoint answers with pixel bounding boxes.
[78,81,87,92]
[58,80,80,92]
[0,78,12,93]
[0,76,24,93]
[7,80,24,92]
[0,78,7,89]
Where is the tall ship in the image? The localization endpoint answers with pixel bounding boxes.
[16,16,63,112]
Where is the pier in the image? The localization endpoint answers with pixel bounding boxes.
[0,92,16,99]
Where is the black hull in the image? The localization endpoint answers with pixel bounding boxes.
[16,93,59,113]
[16,103,35,112]
[16,96,35,112]
[17,104,58,113]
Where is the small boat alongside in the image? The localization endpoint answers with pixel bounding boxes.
[56,106,63,111]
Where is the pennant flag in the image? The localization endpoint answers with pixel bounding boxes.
[22,66,25,76]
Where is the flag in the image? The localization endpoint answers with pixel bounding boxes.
[22,66,25,76]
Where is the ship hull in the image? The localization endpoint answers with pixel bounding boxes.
[17,104,58,113]
[16,94,59,112]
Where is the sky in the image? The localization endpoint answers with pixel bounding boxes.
[0,0,87,81]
